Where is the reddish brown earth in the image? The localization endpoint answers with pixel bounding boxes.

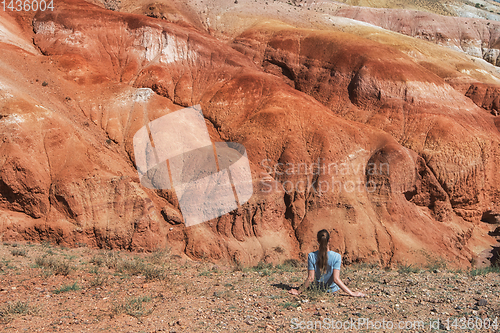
[0,0,499,268]
[1,242,499,333]
[463,82,500,116]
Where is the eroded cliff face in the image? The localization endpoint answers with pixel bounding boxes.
[333,6,500,67]
[0,0,498,267]
[231,22,500,264]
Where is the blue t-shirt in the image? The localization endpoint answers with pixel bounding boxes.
[307,250,342,292]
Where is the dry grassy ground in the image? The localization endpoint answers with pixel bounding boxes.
[0,242,499,332]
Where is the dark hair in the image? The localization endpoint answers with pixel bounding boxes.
[317,229,329,275]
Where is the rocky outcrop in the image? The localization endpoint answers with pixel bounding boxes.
[463,82,500,115]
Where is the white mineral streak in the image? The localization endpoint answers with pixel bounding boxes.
[140,26,163,62]
[0,19,38,54]
[137,26,198,65]
[134,88,154,102]
[1,114,25,125]
[63,31,85,46]
[160,33,198,64]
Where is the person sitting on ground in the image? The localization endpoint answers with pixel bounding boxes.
[289,229,366,297]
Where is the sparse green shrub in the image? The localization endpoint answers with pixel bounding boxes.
[350,262,381,270]
[88,266,100,274]
[199,270,211,276]
[105,251,120,269]
[53,282,80,294]
[254,261,273,271]
[111,296,154,319]
[2,301,31,315]
[469,265,500,276]
[115,257,167,281]
[35,256,71,276]
[232,260,245,272]
[213,290,234,299]
[304,282,328,301]
[90,274,108,287]
[88,266,109,286]
[41,241,52,248]
[425,257,447,272]
[280,301,299,309]
[91,251,120,269]
[142,265,168,281]
[283,258,302,268]
[0,301,37,323]
[90,255,105,266]
[250,261,275,276]
[117,257,146,275]
[397,263,420,274]
[1,258,14,270]
[11,249,27,257]
[276,259,302,272]
[147,247,171,265]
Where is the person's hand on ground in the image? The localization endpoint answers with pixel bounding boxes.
[351,291,366,297]
[289,288,300,295]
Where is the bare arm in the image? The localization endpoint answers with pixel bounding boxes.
[289,270,315,295]
[333,269,366,297]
